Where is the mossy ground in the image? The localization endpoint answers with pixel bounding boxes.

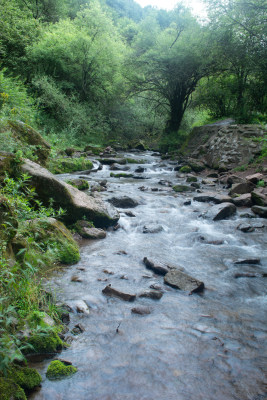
[28,331,63,354]
[49,157,93,174]
[6,366,41,391]
[46,360,77,380]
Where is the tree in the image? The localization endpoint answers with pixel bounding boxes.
[16,0,68,22]
[129,7,215,134]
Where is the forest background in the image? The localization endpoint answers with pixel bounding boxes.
[0,0,266,153]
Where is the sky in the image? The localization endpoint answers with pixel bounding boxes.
[135,0,207,17]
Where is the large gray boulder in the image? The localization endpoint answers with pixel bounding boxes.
[193,192,232,204]
[164,270,204,293]
[21,159,119,227]
[206,202,236,221]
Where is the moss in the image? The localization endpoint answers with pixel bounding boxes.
[46,361,77,380]
[110,173,133,178]
[66,179,89,191]
[0,378,26,400]
[172,185,192,192]
[49,158,93,174]
[7,366,41,391]
[28,331,63,354]
[59,242,80,264]
[186,176,197,183]
[179,165,192,173]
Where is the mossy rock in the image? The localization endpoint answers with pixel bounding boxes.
[49,158,93,174]
[27,331,63,354]
[0,378,26,400]
[110,173,134,178]
[172,185,192,193]
[179,165,192,173]
[8,120,51,166]
[24,217,80,265]
[46,360,77,380]
[6,366,41,391]
[67,179,89,191]
[186,176,197,183]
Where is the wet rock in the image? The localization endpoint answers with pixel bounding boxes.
[98,158,126,165]
[113,223,120,231]
[173,185,193,193]
[21,159,119,227]
[234,258,260,265]
[135,166,145,173]
[103,269,114,275]
[139,186,148,191]
[229,182,255,196]
[131,306,152,315]
[184,200,191,206]
[164,270,204,293]
[240,212,256,218]
[71,275,83,282]
[234,273,257,278]
[251,189,267,206]
[110,163,130,171]
[100,180,107,187]
[245,173,263,184]
[139,290,163,300]
[125,211,136,217]
[198,236,224,245]
[186,176,198,183]
[75,221,106,239]
[150,283,163,290]
[108,196,139,208]
[191,182,200,189]
[207,173,219,178]
[232,193,252,207]
[102,285,136,302]
[71,323,85,335]
[158,179,172,186]
[251,205,267,218]
[115,250,128,255]
[227,175,246,186]
[207,202,236,221]
[193,192,232,204]
[236,223,255,233]
[65,300,90,315]
[202,179,216,185]
[143,257,169,275]
[143,224,164,234]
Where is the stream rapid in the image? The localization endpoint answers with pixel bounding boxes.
[30,151,267,400]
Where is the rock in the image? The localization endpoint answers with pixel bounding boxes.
[135,166,145,173]
[64,300,90,314]
[251,189,267,206]
[198,236,224,245]
[100,180,107,187]
[75,221,106,239]
[227,175,246,186]
[46,360,77,380]
[110,163,130,171]
[67,179,89,191]
[206,202,236,221]
[193,192,232,204]
[139,290,163,300]
[71,275,83,282]
[172,185,193,193]
[234,258,260,265]
[97,158,126,165]
[164,270,204,293]
[143,257,170,275]
[125,211,136,217]
[158,180,172,186]
[143,224,163,234]
[150,283,162,290]
[131,306,152,315]
[191,182,200,189]
[184,200,191,206]
[245,173,263,184]
[232,193,252,207]
[251,205,267,218]
[229,182,255,196]
[202,179,216,185]
[108,196,139,208]
[21,159,119,227]
[186,176,197,183]
[207,173,219,178]
[102,285,136,302]
[234,273,257,278]
[8,120,51,166]
[236,223,255,232]
[71,324,85,335]
[0,378,27,400]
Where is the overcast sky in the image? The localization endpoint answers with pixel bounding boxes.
[135,0,207,17]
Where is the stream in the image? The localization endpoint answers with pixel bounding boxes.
[30,151,267,400]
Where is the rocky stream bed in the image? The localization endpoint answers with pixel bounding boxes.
[29,151,267,400]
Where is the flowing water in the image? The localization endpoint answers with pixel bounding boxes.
[30,152,267,400]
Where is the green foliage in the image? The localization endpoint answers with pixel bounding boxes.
[66,179,89,191]
[6,365,41,391]
[46,360,77,380]
[28,331,63,354]
[0,378,26,400]
[179,166,192,173]
[49,157,93,174]
[257,180,265,188]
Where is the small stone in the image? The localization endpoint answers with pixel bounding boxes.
[184,200,191,206]
[108,196,139,208]
[234,258,260,265]
[103,269,114,275]
[143,224,164,234]
[131,306,152,315]
[237,223,255,233]
[150,283,162,290]
[71,323,85,335]
[164,270,204,293]
[135,166,145,173]
[234,273,257,278]
[125,211,136,217]
[143,257,169,275]
[102,285,136,302]
[139,290,163,300]
[71,275,82,282]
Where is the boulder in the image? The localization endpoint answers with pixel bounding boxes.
[172,185,193,193]
[164,269,204,293]
[108,196,139,208]
[75,221,106,239]
[251,205,267,218]
[206,202,236,221]
[20,159,119,227]
[110,163,130,171]
[97,158,126,165]
[135,166,145,173]
[236,223,255,233]
[131,306,152,315]
[102,285,136,302]
[245,173,264,184]
[251,189,267,206]
[229,182,255,196]
[227,175,246,186]
[193,192,232,204]
[232,193,252,207]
